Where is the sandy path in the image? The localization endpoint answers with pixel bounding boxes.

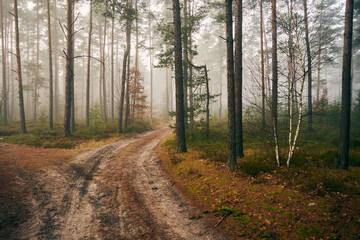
[12,128,224,240]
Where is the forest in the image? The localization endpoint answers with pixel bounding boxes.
[0,0,359,239]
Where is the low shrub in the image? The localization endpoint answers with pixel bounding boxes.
[239,160,275,177]
[43,138,76,149]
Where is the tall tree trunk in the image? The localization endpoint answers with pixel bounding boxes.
[205,65,210,139]
[54,0,59,121]
[287,9,308,167]
[47,0,54,130]
[317,0,324,101]
[132,0,139,119]
[183,0,189,127]
[118,0,132,133]
[304,0,313,131]
[111,8,115,121]
[1,0,7,125]
[64,0,73,137]
[99,16,103,119]
[34,0,40,121]
[226,0,237,171]
[264,21,271,95]
[149,13,153,119]
[260,0,265,129]
[10,20,14,120]
[86,0,92,126]
[102,17,107,122]
[287,0,294,117]
[271,0,280,167]
[14,0,26,133]
[70,5,75,132]
[335,0,354,170]
[170,68,173,112]
[219,36,223,118]
[172,0,186,153]
[26,28,30,118]
[166,67,169,119]
[235,0,244,158]
[188,0,194,126]
[135,0,139,72]
[125,48,131,128]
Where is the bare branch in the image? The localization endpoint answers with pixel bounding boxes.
[72,55,105,65]
[58,20,67,38]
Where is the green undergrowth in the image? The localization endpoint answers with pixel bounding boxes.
[166,120,360,196]
[158,119,360,239]
[0,120,153,149]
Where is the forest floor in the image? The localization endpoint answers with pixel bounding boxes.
[0,127,225,239]
[157,123,360,239]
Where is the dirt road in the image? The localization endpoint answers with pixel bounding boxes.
[8,128,224,239]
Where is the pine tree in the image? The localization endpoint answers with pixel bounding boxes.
[225,0,237,171]
[172,0,186,153]
[335,0,354,170]
[14,0,26,133]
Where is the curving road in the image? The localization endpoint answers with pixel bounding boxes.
[12,128,224,239]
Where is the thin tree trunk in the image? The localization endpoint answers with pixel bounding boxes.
[260,0,265,129]
[86,0,92,126]
[170,68,173,112]
[10,20,14,120]
[335,0,354,170]
[1,0,7,124]
[149,14,153,119]
[125,48,131,128]
[46,0,54,130]
[271,0,280,167]
[264,21,271,95]
[287,10,313,166]
[219,37,223,118]
[166,67,169,119]
[99,16,103,119]
[102,17,107,122]
[54,0,59,121]
[70,5,75,132]
[14,0,26,133]
[26,28,30,118]
[235,0,244,158]
[188,0,194,126]
[225,0,237,171]
[183,0,189,127]
[132,0,139,119]
[304,0,313,131]
[317,0,324,101]
[172,0,186,153]
[317,37,322,101]
[287,0,293,116]
[34,0,40,121]
[111,7,115,121]
[205,65,210,139]
[63,0,73,137]
[118,0,132,133]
